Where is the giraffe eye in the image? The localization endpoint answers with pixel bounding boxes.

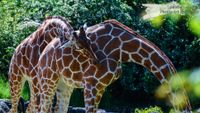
[86,33,91,37]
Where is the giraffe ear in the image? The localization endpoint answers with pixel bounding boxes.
[79,26,86,36]
[83,23,87,31]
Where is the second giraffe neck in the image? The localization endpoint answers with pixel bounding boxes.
[87,22,176,83]
[30,18,72,51]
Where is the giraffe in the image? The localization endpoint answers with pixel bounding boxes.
[38,19,192,113]
[37,27,95,113]
[8,16,73,113]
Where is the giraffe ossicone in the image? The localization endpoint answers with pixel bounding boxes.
[38,19,192,113]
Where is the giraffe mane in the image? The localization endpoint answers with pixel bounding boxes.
[44,16,71,26]
[38,16,74,34]
[103,19,177,75]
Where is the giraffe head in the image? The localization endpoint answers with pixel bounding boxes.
[60,24,98,62]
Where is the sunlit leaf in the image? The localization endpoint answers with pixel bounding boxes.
[172,92,187,109]
[188,15,200,37]
[150,15,165,28]
[193,83,200,97]
[189,68,200,97]
[155,82,170,99]
[168,14,181,23]
[172,71,191,91]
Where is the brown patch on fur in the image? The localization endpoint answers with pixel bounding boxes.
[16,54,22,65]
[84,89,92,98]
[33,77,38,85]
[100,73,113,85]
[144,60,152,70]
[91,43,98,52]
[50,60,57,72]
[122,52,129,61]
[108,49,120,61]
[26,45,32,59]
[30,70,37,78]
[104,38,121,54]
[85,65,96,77]
[151,53,166,68]
[96,83,104,90]
[63,69,72,78]
[31,47,40,66]
[86,77,98,86]
[72,72,83,82]
[96,35,112,50]
[92,88,97,95]
[63,56,73,66]
[151,66,157,71]
[141,43,153,52]
[81,62,89,71]
[52,73,59,81]
[55,49,62,59]
[95,94,102,104]
[120,32,132,41]
[56,59,64,71]
[161,67,170,79]
[40,56,47,68]
[78,54,87,62]
[131,54,142,63]
[155,72,163,81]
[122,39,140,52]
[70,60,80,72]
[95,65,108,78]
[108,60,117,72]
[95,51,106,60]
[63,48,72,54]
[113,68,122,81]
[22,56,29,69]
[112,28,122,36]
[97,25,112,36]
[89,33,97,42]
[39,41,47,52]
[139,49,149,58]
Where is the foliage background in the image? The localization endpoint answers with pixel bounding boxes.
[0,0,200,112]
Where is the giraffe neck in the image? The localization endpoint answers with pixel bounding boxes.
[15,16,73,69]
[120,37,174,83]
[85,19,191,112]
[87,21,175,83]
[32,16,73,52]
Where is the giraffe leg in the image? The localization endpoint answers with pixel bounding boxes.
[95,89,105,110]
[26,77,40,113]
[9,73,25,113]
[39,74,59,113]
[54,83,74,113]
[83,82,106,113]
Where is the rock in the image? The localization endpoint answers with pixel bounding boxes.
[68,107,85,113]
[197,108,200,112]
[67,107,107,113]
[0,98,119,113]
[0,99,11,113]
[97,109,107,113]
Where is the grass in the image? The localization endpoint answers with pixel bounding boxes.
[0,75,10,99]
[0,75,30,100]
